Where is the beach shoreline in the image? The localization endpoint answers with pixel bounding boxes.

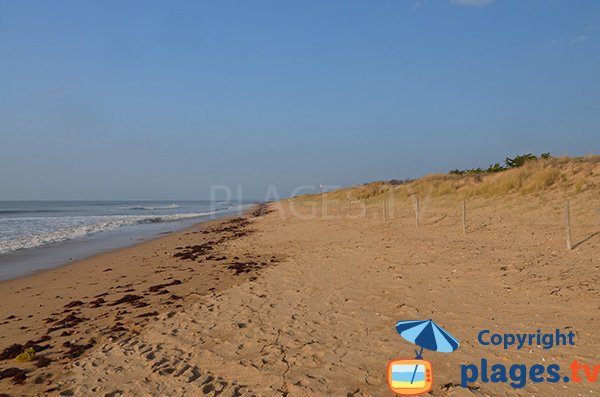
[0,203,276,395]
[1,193,599,396]
[0,201,254,282]
[0,208,249,285]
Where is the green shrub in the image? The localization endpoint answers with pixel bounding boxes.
[449,153,551,175]
[505,153,538,168]
[486,163,506,173]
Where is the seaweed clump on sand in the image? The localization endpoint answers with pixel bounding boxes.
[0,344,23,360]
[227,260,265,275]
[136,311,159,318]
[250,203,272,217]
[173,242,214,261]
[108,294,148,308]
[0,367,27,384]
[89,297,105,308]
[174,216,257,263]
[62,339,96,359]
[0,336,52,360]
[147,279,181,293]
[35,355,52,368]
[63,300,84,308]
[47,313,87,333]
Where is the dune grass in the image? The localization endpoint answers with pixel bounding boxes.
[293,156,600,203]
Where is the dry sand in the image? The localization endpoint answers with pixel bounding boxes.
[1,194,599,396]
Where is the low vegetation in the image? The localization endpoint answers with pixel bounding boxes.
[295,155,600,202]
[449,153,551,175]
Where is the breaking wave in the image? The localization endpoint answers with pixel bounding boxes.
[0,212,212,254]
[121,204,180,210]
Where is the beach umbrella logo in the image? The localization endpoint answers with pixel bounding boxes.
[387,319,460,396]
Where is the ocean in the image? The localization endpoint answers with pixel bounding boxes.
[0,200,251,280]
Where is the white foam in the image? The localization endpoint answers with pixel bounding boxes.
[0,212,213,254]
[121,204,180,210]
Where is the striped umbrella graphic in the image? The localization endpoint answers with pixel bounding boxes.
[395,319,460,385]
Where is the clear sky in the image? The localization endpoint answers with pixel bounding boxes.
[1,0,599,200]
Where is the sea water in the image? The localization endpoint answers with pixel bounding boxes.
[0,201,251,280]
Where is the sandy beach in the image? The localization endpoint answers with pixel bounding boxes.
[1,160,599,396]
[0,204,282,396]
[3,2,599,395]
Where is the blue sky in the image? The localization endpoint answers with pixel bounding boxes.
[1,0,599,200]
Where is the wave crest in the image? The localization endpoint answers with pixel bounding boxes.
[0,212,212,254]
[122,204,180,210]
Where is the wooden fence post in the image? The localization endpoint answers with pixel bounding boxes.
[415,196,420,227]
[386,199,390,221]
[565,200,572,250]
[388,188,394,220]
[462,200,467,234]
